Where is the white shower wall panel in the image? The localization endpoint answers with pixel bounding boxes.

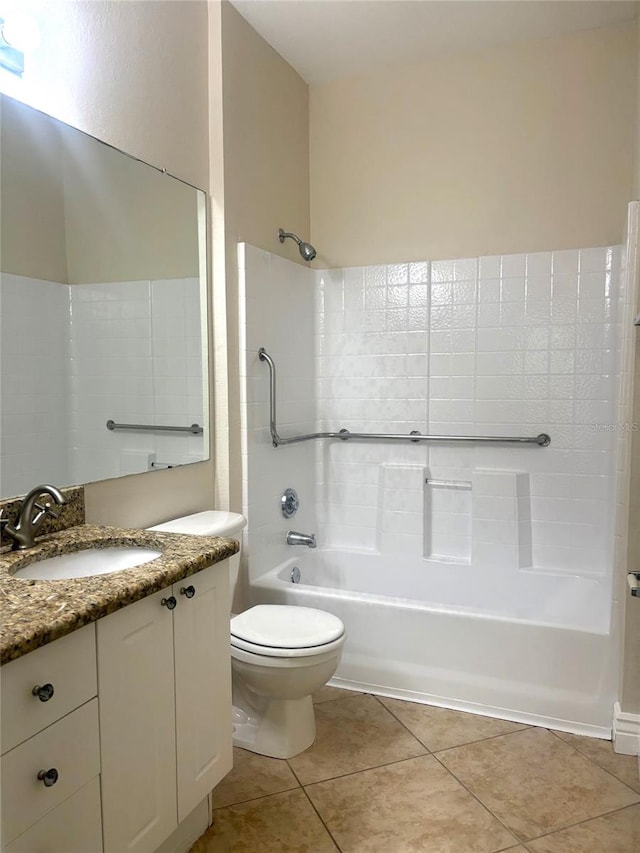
[239,245,318,584]
[315,246,621,580]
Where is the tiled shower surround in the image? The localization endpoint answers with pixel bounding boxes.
[240,242,625,589]
[0,275,204,496]
[316,247,620,577]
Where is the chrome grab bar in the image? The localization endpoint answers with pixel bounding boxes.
[106,420,203,435]
[258,348,550,448]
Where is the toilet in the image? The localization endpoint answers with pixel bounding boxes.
[148,511,345,759]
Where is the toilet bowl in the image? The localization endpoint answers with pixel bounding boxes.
[148,511,345,759]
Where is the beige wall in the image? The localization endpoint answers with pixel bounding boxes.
[1,97,68,282]
[1,0,212,526]
[2,99,200,284]
[61,123,200,284]
[310,22,637,268]
[633,14,640,201]
[622,13,640,715]
[218,0,310,511]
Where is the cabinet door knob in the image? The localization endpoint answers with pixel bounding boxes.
[32,683,55,702]
[161,596,177,610]
[37,768,59,787]
[180,585,196,599]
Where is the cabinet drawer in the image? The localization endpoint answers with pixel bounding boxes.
[4,775,102,853]
[1,699,100,844]
[1,623,97,753]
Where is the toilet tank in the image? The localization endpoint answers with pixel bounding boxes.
[148,511,247,607]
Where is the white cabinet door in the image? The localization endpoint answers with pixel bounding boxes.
[173,562,232,821]
[97,589,178,853]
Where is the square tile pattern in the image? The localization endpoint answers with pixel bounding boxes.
[190,689,639,852]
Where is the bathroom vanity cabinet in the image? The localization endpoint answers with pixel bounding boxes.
[1,625,102,853]
[98,561,231,853]
[0,559,232,853]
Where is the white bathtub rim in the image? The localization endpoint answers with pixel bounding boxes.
[326,676,613,741]
[256,571,610,636]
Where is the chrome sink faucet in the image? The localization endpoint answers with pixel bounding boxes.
[4,485,66,550]
[286,530,317,549]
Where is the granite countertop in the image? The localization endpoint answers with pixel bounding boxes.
[0,524,239,665]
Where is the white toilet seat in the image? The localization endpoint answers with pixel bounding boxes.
[230,633,345,659]
[230,605,344,658]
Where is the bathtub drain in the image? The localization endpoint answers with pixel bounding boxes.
[290,566,301,583]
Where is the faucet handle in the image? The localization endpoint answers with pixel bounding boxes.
[34,501,60,520]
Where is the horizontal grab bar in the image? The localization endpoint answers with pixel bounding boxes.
[258,348,550,448]
[106,420,203,435]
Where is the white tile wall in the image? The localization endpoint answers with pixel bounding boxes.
[69,277,206,484]
[0,274,205,496]
[0,274,69,497]
[241,236,630,603]
[315,244,622,580]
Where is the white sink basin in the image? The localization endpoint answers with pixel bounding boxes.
[13,546,162,580]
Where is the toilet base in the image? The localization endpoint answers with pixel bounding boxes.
[231,695,316,759]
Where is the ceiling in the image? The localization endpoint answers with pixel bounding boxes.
[228,0,638,84]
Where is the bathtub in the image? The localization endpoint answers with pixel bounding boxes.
[251,550,619,737]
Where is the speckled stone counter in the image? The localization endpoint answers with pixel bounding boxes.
[0,524,239,665]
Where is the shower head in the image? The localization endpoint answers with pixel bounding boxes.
[278,228,317,262]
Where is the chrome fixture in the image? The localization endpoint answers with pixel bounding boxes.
[281,487,300,519]
[107,419,203,435]
[259,348,551,448]
[290,566,301,584]
[278,228,317,262]
[286,531,317,548]
[4,485,66,550]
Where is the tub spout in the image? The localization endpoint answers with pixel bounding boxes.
[286,530,317,548]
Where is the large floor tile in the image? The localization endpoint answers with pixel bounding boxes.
[380,697,528,751]
[211,747,299,808]
[306,754,518,853]
[194,789,338,852]
[437,728,640,841]
[553,731,640,793]
[288,693,426,785]
[526,804,640,853]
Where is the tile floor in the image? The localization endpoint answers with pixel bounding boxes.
[190,687,640,852]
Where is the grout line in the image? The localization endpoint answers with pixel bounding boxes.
[211,783,301,811]
[429,750,522,848]
[285,756,305,787]
[373,693,530,754]
[298,752,431,788]
[430,727,532,754]
[300,785,344,852]
[521,801,640,845]
[548,729,640,795]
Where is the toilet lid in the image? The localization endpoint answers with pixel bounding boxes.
[230,605,344,650]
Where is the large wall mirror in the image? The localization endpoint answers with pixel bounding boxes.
[0,94,209,499]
